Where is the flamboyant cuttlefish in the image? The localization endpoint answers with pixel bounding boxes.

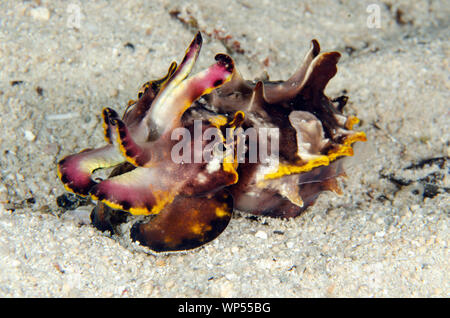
[57,32,366,252]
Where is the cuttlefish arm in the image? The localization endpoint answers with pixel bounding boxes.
[144,32,235,137]
[122,61,178,127]
[90,110,244,216]
[114,53,235,167]
[57,145,124,196]
[57,61,183,197]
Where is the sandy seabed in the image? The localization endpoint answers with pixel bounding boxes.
[0,0,448,297]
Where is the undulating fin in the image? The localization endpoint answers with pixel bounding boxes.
[296,160,345,207]
[57,145,125,196]
[147,52,235,136]
[130,190,233,252]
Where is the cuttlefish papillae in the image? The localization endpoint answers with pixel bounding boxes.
[57,32,366,252]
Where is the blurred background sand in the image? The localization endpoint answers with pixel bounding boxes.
[0,0,448,297]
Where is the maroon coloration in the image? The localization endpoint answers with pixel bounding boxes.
[57,32,366,252]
